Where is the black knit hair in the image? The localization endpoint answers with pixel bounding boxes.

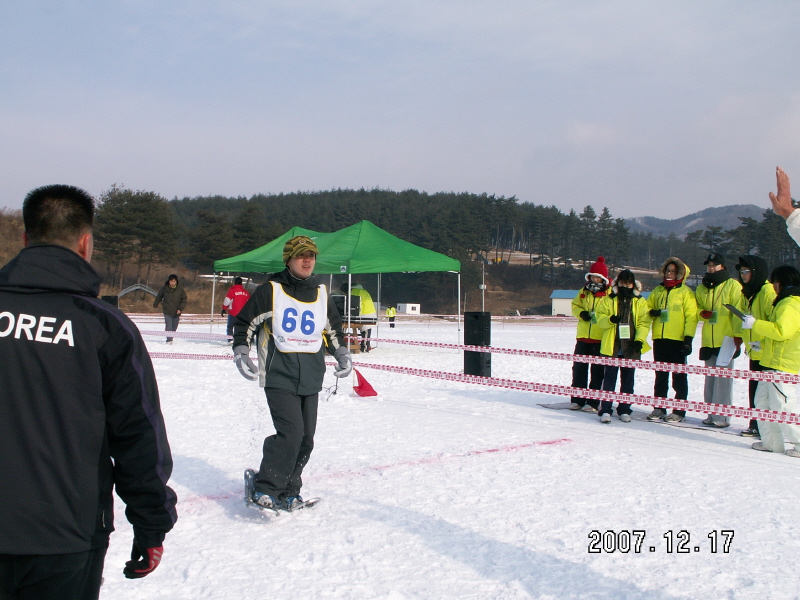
[166,274,179,285]
[22,184,94,245]
[234,277,243,285]
[771,265,800,306]
[616,269,636,285]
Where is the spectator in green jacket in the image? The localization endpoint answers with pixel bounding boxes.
[569,257,609,412]
[735,255,775,438]
[695,253,743,428]
[743,265,800,457]
[595,269,652,423]
[646,257,698,423]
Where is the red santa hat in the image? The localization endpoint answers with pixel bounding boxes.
[585,256,609,284]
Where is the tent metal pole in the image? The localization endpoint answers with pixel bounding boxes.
[210,272,217,333]
[457,272,462,343]
[375,273,381,349]
[347,274,352,347]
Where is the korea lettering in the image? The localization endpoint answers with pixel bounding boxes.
[0,312,74,346]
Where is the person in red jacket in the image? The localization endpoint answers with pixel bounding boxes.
[222,277,251,339]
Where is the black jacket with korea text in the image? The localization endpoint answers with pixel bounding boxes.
[0,244,177,554]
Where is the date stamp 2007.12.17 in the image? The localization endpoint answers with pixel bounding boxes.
[588,530,734,554]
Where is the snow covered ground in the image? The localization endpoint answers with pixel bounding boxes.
[100,319,800,599]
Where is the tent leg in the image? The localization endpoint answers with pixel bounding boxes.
[457,272,462,343]
[375,273,381,349]
[347,275,352,350]
[210,272,217,333]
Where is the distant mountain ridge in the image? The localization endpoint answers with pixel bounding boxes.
[625,204,765,238]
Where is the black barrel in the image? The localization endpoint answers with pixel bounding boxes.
[464,311,491,377]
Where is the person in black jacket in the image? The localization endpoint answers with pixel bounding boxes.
[153,273,188,343]
[0,185,177,600]
[233,235,352,511]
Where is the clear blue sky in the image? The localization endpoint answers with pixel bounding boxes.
[1,1,798,218]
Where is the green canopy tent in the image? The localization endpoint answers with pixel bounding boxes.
[212,225,325,273]
[210,220,462,342]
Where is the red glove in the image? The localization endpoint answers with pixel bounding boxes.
[123,542,163,579]
[700,310,713,319]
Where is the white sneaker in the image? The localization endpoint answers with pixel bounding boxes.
[581,404,598,413]
[664,413,685,423]
[619,414,632,423]
[785,448,800,458]
[752,442,770,452]
[600,413,611,423]
[647,409,665,421]
[569,403,581,411]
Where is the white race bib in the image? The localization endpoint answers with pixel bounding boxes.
[271,282,327,353]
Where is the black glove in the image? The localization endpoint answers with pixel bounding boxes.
[579,311,592,322]
[221,309,226,316]
[683,336,693,356]
[649,309,662,317]
[632,340,643,353]
[609,315,621,324]
[123,531,165,579]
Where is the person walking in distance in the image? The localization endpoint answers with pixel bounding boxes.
[221,276,251,342]
[646,257,698,423]
[0,185,177,600]
[735,255,775,438]
[386,304,397,328]
[233,236,352,511]
[153,273,187,344]
[569,257,610,413]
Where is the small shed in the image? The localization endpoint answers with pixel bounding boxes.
[550,290,579,316]
[397,303,420,315]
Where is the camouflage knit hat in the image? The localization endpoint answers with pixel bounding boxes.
[282,235,319,263]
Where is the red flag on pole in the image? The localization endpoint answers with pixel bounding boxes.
[352,369,378,397]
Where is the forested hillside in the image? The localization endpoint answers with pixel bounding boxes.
[2,187,797,315]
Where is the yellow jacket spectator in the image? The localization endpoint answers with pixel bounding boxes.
[568,256,609,412]
[386,304,397,328]
[595,284,652,359]
[695,253,743,428]
[695,263,742,351]
[735,255,775,437]
[347,284,376,317]
[645,257,698,422]
[648,259,698,342]
[341,283,377,352]
[594,269,651,423]
[743,265,800,457]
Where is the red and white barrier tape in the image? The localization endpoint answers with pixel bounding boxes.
[361,337,800,385]
[147,350,800,425]
[141,330,230,340]
[347,361,800,425]
[143,326,800,385]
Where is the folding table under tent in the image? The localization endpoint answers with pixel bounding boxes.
[211,220,463,343]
